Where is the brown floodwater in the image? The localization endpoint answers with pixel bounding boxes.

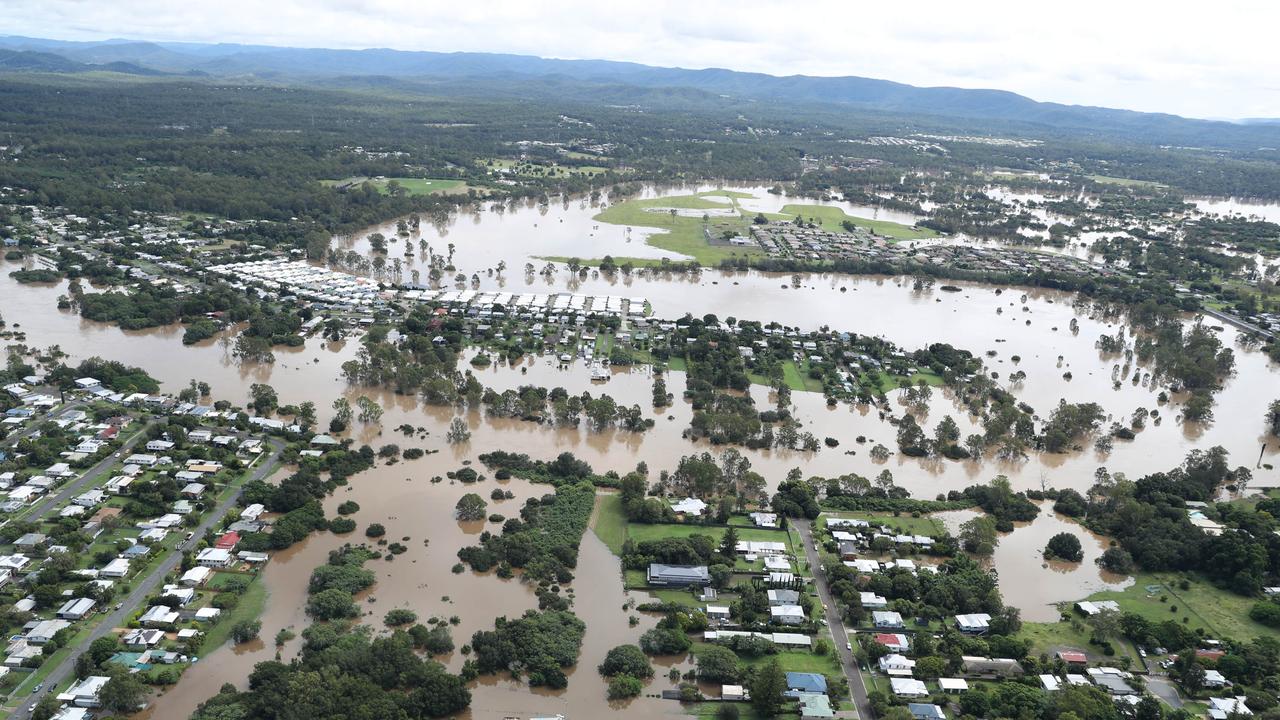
[136,460,690,719]
[936,504,1133,622]
[5,185,1280,717]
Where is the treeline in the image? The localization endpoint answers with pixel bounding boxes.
[457,482,596,587]
[194,547,470,719]
[238,446,376,550]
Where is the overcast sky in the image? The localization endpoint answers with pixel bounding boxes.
[3,0,1276,119]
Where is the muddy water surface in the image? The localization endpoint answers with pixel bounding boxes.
[937,504,1133,622]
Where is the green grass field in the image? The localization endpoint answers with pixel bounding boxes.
[1085,175,1167,189]
[1084,572,1280,643]
[691,640,842,676]
[627,522,794,552]
[1018,618,1143,665]
[778,203,938,241]
[590,192,764,265]
[593,493,628,555]
[322,177,464,195]
[199,577,268,653]
[820,511,943,537]
[866,369,945,394]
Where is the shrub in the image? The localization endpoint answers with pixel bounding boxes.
[598,644,654,678]
[328,517,356,534]
[384,608,418,626]
[365,523,386,538]
[607,674,643,699]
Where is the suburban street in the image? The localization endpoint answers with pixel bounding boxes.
[19,420,154,523]
[11,440,283,719]
[796,519,869,720]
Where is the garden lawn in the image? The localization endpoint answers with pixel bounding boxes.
[199,577,268,653]
[691,640,842,676]
[778,203,938,241]
[627,523,794,553]
[1018,619,1142,666]
[1083,572,1280,642]
[323,177,464,195]
[593,493,628,555]
[820,511,944,537]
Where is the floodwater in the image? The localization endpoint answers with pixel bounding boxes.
[1190,196,1280,224]
[138,461,689,719]
[936,504,1133,622]
[4,184,1280,717]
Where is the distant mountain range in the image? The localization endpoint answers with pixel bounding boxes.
[0,34,1277,148]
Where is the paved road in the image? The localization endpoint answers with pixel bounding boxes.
[796,520,870,720]
[20,420,154,523]
[0,399,88,450]
[12,442,282,719]
[1145,675,1184,709]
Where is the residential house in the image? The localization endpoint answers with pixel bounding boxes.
[785,672,827,695]
[860,591,888,609]
[215,531,241,550]
[705,606,731,621]
[1208,696,1252,719]
[889,678,928,697]
[647,563,709,586]
[874,633,910,653]
[181,566,213,586]
[670,497,707,516]
[908,703,946,720]
[873,611,905,629]
[122,628,165,649]
[955,613,992,634]
[56,597,95,620]
[770,605,805,625]
[939,678,969,693]
[100,558,130,577]
[26,618,71,644]
[57,675,110,707]
[140,605,179,627]
[767,589,800,606]
[879,654,916,676]
[196,547,233,568]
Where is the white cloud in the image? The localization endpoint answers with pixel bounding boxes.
[1,0,1276,118]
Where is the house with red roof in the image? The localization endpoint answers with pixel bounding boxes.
[214,531,240,551]
[1057,650,1088,667]
[874,633,911,653]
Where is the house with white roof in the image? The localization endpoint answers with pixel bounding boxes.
[770,605,806,625]
[879,654,916,676]
[1208,696,1252,719]
[58,675,110,707]
[196,547,232,567]
[889,677,928,697]
[860,591,888,609]
[873,611,904,629]
[100,557,130,577]
[181,566,212,586]
[140,605,179,627]
[670,497,707,515]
